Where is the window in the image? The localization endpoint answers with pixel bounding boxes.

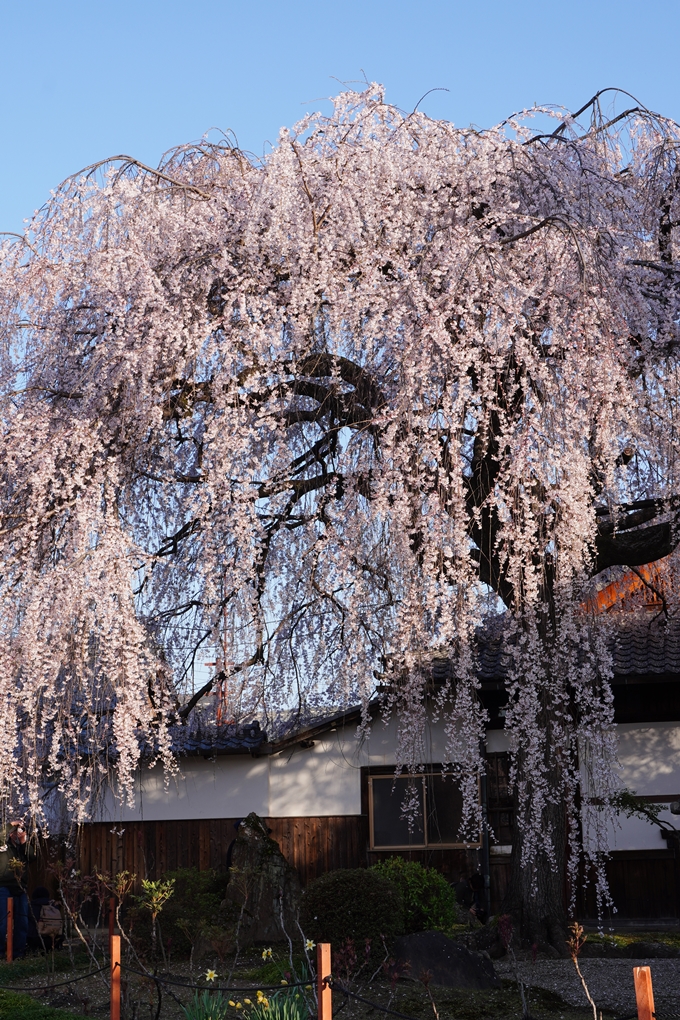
[368,772,480,849]
[485,753,514,846]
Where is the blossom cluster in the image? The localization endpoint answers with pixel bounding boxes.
[0,86,678,899]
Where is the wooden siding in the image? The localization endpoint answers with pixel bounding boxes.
[77,820,680,919]
[79,816,369,888]
[78,814,482,890]
[581,849,680,920]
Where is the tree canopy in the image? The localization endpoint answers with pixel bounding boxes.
[1,87,679,883]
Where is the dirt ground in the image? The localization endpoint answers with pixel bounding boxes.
[2,939,674,1020]
[497,955,680,1017]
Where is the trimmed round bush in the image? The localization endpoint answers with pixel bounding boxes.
[371,858,458,932]
[300,868,404,947]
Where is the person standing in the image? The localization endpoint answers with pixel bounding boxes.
[0,820,34,957]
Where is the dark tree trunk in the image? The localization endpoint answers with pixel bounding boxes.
[501,785,570,957]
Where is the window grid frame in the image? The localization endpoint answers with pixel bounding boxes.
[368,772,482,851]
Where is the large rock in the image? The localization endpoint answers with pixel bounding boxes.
[223,812,301,948]
[393,931,501,990]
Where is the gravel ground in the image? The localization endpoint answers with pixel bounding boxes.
[496,957,680,1016]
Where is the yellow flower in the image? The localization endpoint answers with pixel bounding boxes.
[229,1002,236,1008]
[305,985,312,991]
[244,1000,252,1006]
[305,939,316,951]
[235,1004,242,1011]
[261,947,272,960]
[205,969,218,983]
[280,979,288,985]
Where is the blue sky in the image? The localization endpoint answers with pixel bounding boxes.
[1,0,679,234]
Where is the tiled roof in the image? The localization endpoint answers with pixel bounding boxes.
[431,616,680,684]
[175,719,267,756]
[610,619,680,676]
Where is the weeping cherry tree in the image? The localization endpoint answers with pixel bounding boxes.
[1,86,680,947]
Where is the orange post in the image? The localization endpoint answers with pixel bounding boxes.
[6,896,13,962]
[317,942,331,1020]
[109,897,115,942]
[634,965,655,1020]
[110,934,121,1020]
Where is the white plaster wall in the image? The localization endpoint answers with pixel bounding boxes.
[485,730,510,754]
[268,737,362,816]
[603,721,680,850]
[101,756,269,823]
[617,722,680,795]
[268,714,453,816]
[98,712,461,821]
[98,717,680,846]
[604,809,676,851]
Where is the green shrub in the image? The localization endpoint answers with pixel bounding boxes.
[127,867,229,957]
[370,858,458,933]
[300,868,404,949]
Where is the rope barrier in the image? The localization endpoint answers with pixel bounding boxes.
[0,964,107,992]
[329,980,421,1020]
[120,964,312,993]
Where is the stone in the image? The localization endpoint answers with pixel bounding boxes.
[392,931,501,990]
[223,812,301,948]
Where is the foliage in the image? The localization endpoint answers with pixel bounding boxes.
[609,788,674,830]
[371,858,459,933]
[249,957,306,985]
[224,989,309,1020]
[300,868,404,947]
[135,877,175,959]
[128,868,229,957]
[238,991,309,1020]
[137,877,175,918]
[181,990,230,1020]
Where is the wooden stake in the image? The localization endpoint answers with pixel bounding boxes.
[6,897,13,963]
[110,933,121,1020]
[633,965,655,1020]
[109,897,115,942]
[317,942,331,1020]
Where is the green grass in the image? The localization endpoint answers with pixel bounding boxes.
[0,989,94,1020]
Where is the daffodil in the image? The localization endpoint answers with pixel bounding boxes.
[205,969,218,983]
[280,979,288,985]
[244,999,252,1006]
[228,1002,236,1008]
[305,939,316,951]
[235,1003,242,1011]
[261,947,273,960]
[305,985,312,991]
